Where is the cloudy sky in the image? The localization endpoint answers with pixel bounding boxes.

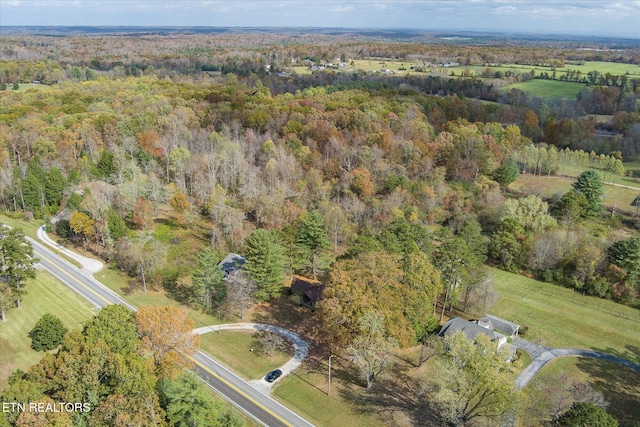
[1,0,639,38]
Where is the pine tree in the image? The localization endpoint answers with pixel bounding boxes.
[244,229,286,301]
[572,170,604,217]
[493,157,519,187]
[296,211,330,278]
[0,225,37,319]
[191,248,226,311]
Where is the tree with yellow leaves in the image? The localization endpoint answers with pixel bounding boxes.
[135,305,200,379]
[69,210,94,250]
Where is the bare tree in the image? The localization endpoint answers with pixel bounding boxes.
[224,271,257,319]
[348,311,396,391]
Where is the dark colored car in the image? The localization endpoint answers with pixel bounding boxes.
[265,369,282,382]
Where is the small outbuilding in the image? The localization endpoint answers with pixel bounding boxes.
[290,277,325,311]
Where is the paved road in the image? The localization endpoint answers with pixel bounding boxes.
[513,339,640,390]
[28,233,314,427]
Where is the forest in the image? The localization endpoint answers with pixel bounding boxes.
[1,29,640,426]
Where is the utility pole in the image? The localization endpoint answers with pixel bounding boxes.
[328,355,333,396]
[218,309,221,334]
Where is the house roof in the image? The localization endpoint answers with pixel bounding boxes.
[291,277,325,303]
[217,253,246,276]
[439,317,501,342]
[479,314,520,336]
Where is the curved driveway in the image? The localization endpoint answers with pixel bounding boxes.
[514,339,640,389]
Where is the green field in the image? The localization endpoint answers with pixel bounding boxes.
[0,83,51,94]
[502,79,586,100]
[0,270,95,390]
[519,357,640,427]
[490,267,640,362]
[511,173,640,215]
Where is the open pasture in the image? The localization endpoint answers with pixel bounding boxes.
[502,79,586,99]
[490,267,640,363]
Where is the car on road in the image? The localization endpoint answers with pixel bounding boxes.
[264,369,282,382]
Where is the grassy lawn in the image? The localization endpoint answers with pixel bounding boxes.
[0,270,95,390]
[490,267,640,362]
[0,214,43,239]
[272,372,386,427]
[272,352,418,427]
[502,80,586,100]
[198,330,291,380]
[518,357,640,427]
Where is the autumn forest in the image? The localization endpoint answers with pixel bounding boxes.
[1,28,640,426]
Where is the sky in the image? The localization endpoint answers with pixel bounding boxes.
[1,0,639,39]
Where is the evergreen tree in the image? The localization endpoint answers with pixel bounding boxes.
[44,167,66,211]
[608,236,640,286]
[244,229,286,301]
[296,211,330,278]
[28,313,68,351]
[191,248,226,311]
[21,159,47,216]
[0,225,37,320]
[107,208,128,239]
[572,170,604,217]
[493,157,519,187]
[96,149,115,179]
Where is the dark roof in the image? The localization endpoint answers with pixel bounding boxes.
[291,277,325,303]
[439,317,501,342]
[479,314,520,337]
[218,253,246,276]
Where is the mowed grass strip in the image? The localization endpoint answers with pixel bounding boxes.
[198,330,291,380]
[0,215,43,239]
[520,357,640,427]
[0,270,95,390]
[490,267,640,361]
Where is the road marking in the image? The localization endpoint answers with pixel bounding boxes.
[188,353,293,427]
[34,247,112,307]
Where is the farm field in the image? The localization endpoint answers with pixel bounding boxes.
[490,267,640,363]
[502,79,586,100]
[466,60,640,78]
[518,357,640,427]
[0,270,95,390]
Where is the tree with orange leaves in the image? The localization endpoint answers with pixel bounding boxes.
[135,305,200,379]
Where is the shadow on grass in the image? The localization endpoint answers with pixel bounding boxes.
[591,344,640,366]
[575,354,640,427]
[251,288,312,334]
[337,363,439,426]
